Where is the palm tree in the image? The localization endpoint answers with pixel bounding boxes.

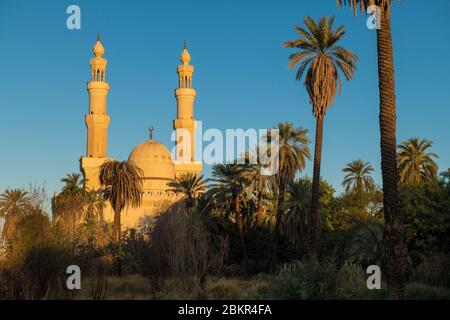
[342,160,375,193]
[210,163,250,270]
[78,190,108,248]
[99,160,143,245]
[83,189,104,222]
[52,173,85,235]
[342,160,378,216]
[240,150,277,226]
[168,173,206,209]
[397,138,438,184]
[270,123,310,269]
[346,221,384,266]
[61,173,84,195]
[284,16,357,255]
[283,179,311,249]
[337,0,409,298]
[0,189,30,243]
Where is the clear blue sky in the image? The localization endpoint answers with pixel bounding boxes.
[0,0,449,195]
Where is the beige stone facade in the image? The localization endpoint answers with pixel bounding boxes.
[80,36,202,230]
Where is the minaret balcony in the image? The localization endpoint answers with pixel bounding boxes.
[177,64,194,73]
[87,81,110,92]
[175,88,196,97]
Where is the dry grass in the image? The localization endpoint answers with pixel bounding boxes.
[76,274,272,300]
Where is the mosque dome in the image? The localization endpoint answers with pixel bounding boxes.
[128,140,175,180]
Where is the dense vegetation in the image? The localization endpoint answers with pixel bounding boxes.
[1,2,449,299]
[0,134,448,299]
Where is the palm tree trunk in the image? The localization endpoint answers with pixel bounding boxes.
[310,116,324,256]
[235,195,249,272]
[376,4,407,297]
[269,181,286,272]
[112,201,124,276]
[112,205,121,244]
[255,194,265,226]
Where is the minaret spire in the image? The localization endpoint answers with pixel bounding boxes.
[173,42,202,177]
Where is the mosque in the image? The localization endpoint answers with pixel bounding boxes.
[79,36,202,229]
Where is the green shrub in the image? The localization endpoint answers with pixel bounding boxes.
[411,253,450,288]
[404,283,450,300]
[401,181,450,254]
[1,210,77,299]
[335,262,367,299]
[258,259,367,300]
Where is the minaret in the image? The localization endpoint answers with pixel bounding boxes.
[86,33,110,158]
[80,34,112,190]
[173,41,202,176]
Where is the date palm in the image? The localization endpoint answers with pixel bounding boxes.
[99,160,143,244]
[0,189,30,243]
[83,189,104,222]
[270,123,310,269]
[240,150,277,226]
[61,173,84,195]
[346,221,384,266]
[337,0,408,297]
[210,163,250,270]
[284,16,357,255]
[52,173,85,235]
[283,179,311,249]
[168,173,206,209]
[397,138,438,184]
[342,160,375,193]
[79,190,108,247]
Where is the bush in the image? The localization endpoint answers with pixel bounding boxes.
[404,283,450,300]
[401,182,450,254]
[1,209,111,300]
[121,236,165,290]
[0,209,77,299]
[258,259,367,299]
[5,245,74,299]
[411,253,450,288]
[335,262,367,299]
[149,205,228,286]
